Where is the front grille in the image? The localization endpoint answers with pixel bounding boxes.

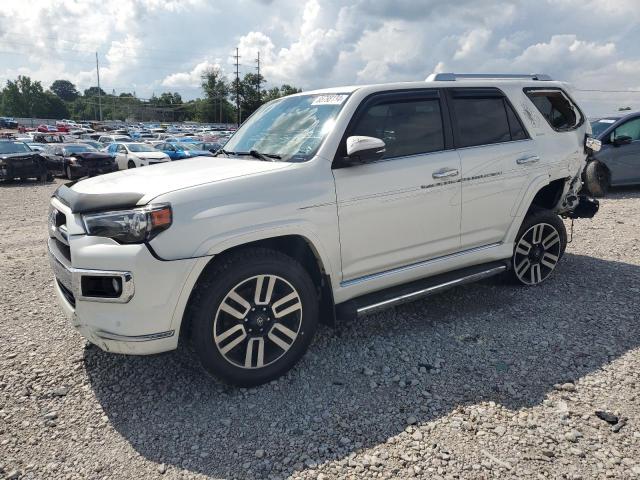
[53,238,71,262]
[57,280,76,307]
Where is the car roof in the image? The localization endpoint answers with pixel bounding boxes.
[297,78,571,97]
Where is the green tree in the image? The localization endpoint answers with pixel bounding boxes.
[50,79,79,102]
[84,86,106,97]
[201,67,233,123]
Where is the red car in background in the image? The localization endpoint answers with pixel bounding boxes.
[37,124,60,133]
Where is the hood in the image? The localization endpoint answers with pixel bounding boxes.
[73,152,113,161]
[71,156,292,202]
[135,151,168,160]
[1,152,42,161]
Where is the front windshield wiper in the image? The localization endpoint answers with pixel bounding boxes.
[216,150,281,161]
[213,148,233,157]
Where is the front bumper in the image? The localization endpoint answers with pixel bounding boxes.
[48,232,201,355]
[70,163,118,177]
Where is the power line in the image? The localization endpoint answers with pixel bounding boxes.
[575,89,640,94]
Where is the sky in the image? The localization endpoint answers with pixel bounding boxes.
[1,0,639,115]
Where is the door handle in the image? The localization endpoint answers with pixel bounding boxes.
[516,154,540,165]
[432,168,459,179]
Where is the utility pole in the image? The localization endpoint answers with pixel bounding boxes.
[112,89,116,121]
[255,51,261,103]
[234,47,241,127]
[95,52,103,122]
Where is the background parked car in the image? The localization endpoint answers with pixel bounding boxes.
[98,134,132,146]
[193,141,222,153]
[106,142,171,169]
[75,139,104,150]
[587,111,640,196]
[42,143,117,179]
[0,117,18,129]
[152,141,214,160]
[0,140,50,181]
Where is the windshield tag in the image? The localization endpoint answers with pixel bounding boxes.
[311,94,348,106]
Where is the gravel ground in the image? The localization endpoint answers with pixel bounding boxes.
[1,178,639,480]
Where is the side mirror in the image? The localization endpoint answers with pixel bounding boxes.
[613,135,632,147]
[343,136,386,165]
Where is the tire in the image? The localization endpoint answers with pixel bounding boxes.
[127,160,136,169]
[65,165,74,180]
[508,208,567,286]
[584,160,609,197]
[187,248,319,386]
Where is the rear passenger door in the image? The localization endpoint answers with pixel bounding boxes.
[333,90,462,281]
[447,88,538,249]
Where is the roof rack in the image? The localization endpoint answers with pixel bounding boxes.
[425,73,553,82]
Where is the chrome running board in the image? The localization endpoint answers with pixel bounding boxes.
[337,261,508,318]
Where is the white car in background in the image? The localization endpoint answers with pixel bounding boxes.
[107,142,171,169]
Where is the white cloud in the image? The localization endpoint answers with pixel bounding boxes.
[1,0,640,114]
[162,61,223,88]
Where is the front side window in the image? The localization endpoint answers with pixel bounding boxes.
[224,93,350,162]
[452,96,513,148]
[0,142,31,154]
[524,88,583,131]
[612,117,640,142]
[350,98,444,158]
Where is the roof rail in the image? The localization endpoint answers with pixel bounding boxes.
[425,73,553,82]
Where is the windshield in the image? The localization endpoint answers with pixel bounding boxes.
[223,93,350,162]
[590,118,619,137]
[127,143,157,152]
[65,145,96,153]
[0,142,31,154]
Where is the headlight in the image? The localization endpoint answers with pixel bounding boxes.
[68,156,78,164]
[82,204,172,244]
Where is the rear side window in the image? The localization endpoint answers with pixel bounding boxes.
[351,98,444,159]
[524,88,582,131]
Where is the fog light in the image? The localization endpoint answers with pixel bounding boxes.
[81,275,123,298]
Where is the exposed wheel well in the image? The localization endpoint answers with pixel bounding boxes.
[528,178,567,213]
[180,235,334,340]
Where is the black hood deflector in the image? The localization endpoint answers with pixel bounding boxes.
[54,184,145,214]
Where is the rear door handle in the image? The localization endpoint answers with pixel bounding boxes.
[516,155,540,165]
[432,168,459,179]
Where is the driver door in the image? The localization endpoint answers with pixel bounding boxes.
[332,90,462,282]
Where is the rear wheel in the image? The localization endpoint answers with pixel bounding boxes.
[188,248,319,386]
[127,160,136,169]
[509,209,567,286]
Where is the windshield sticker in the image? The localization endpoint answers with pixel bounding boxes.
[597,119,616,124]
[311,94,348,106]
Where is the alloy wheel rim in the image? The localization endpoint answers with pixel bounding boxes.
[513,223,562,285]
[213,274,302,369]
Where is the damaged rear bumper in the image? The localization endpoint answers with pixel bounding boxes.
[566,195,599,219]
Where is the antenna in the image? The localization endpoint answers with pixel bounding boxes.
[234,47,241,127]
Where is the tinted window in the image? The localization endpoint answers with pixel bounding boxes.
[613,117,640,141]
[524,89,581,131]
[505,102,528,140]
[452,97,511,148]
[351,98,444,158]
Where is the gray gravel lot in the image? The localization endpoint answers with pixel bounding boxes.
[1,178,639,480]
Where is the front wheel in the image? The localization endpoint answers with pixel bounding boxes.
[65,165,74,180]
[127,160,136,169]
[509,209,567,286]
[188,248,319,386]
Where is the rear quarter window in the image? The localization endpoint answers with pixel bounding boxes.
[524,88,584,131]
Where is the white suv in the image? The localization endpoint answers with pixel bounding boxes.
[47,73,600,386]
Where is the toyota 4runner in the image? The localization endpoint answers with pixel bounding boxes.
[48,73,600,386]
